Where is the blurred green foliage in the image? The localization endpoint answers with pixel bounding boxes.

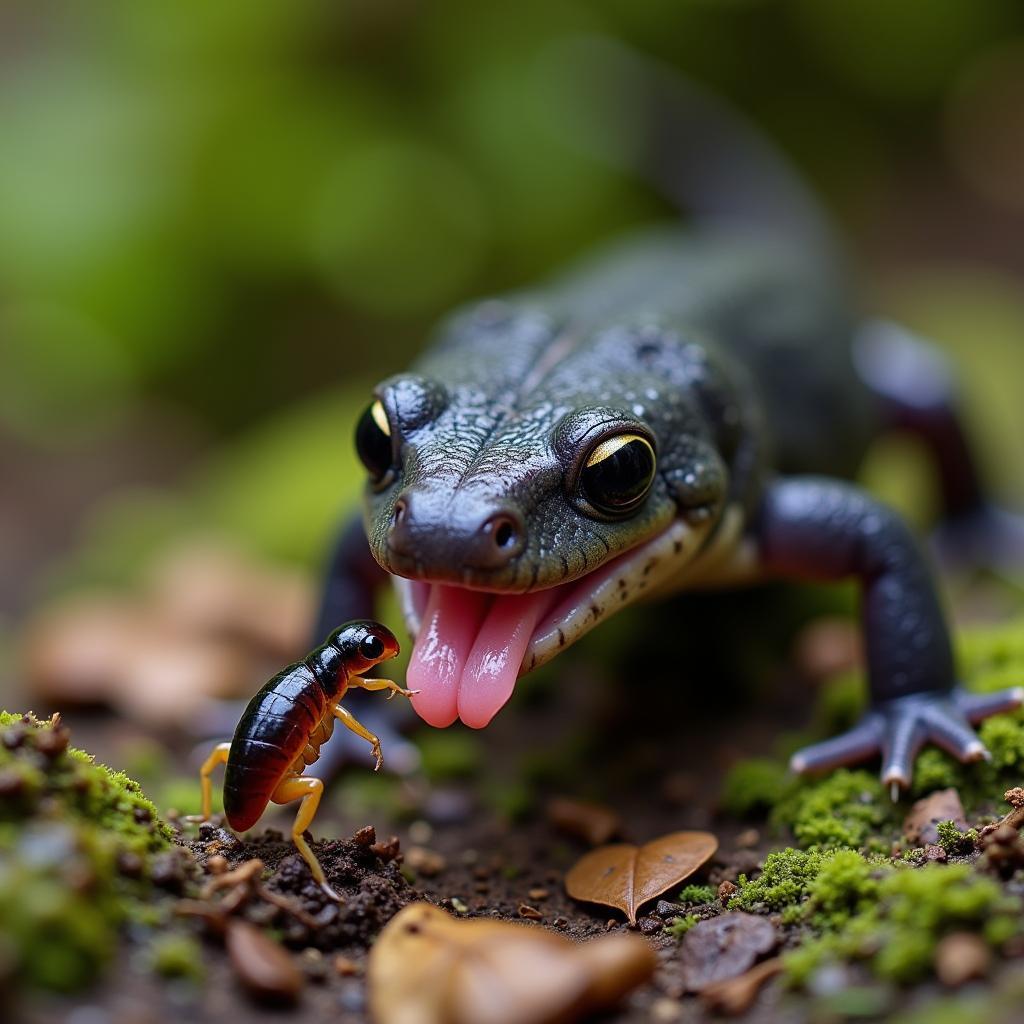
[4,0,1024,452]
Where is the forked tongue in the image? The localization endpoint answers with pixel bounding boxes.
[408,584,557,729]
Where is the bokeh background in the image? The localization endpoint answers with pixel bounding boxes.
[4,0,1024,716]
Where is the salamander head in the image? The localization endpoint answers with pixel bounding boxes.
[327,619,401,678]
[356,308,736,729]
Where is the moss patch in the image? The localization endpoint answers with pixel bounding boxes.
[785,864,1021,985]
[0,712,175,992]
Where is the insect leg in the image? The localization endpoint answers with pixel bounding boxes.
[348,678,418,701]
[270,775,340,901]
[332,705,383,771]
[198,742,231,820]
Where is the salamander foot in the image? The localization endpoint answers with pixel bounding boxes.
[790,686,1024,794]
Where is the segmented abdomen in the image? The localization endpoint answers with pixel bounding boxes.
[223,663,327,832]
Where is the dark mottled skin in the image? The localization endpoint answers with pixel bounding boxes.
[313,51,1023,789]
[364,228,871,594]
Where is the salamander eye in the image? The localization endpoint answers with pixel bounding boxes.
[355,399,395,483]
[360,634,385,661]
[579,433,656,515]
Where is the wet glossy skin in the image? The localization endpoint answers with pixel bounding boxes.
[223,620,399,831]
[364,229,874,596]
[332,221,1022,784]
[319,50,1023,783]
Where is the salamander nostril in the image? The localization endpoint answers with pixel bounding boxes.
[482,513,522,558]
[392,499,407,527]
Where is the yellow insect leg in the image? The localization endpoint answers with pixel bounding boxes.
[332,704,383,770]
[198,742,231,821]
[271,774,341,902]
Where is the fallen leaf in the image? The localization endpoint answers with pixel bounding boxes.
[226,919,303,1005]
[679,913,777,992]
[700,957,783,1015]
[564,831,717,925]
[903,788,968,846]
[368,902,656,1024]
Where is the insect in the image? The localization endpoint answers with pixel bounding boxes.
[197,619,414,899]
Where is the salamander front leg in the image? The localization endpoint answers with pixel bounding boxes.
[271,775,341,902]
[198,742,231,821]
[333,705,383,771]
[855,321,1024,571]
[756,477,1023,793]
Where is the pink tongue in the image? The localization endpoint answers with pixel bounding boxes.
[407,586,491,727]
[407,584,557,729]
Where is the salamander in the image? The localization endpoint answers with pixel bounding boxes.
[313,43,1024,794]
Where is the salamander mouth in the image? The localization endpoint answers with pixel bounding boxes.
[390,517,711,729]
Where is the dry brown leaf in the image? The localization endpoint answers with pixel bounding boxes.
[368,902,655,1024]
[225,919,303,1005]
[564,831,718,925]
[903,788,968,847]
[700,957,783,1015]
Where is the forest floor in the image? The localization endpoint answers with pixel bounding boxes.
[10,577,1024,1024]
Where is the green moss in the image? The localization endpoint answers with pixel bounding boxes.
[729,847,833,913]
[785,864,1021,986]
[0,712,174,992]
[802,849,879,930]
[667,914,699,937]
[677,884,716,905]
[774,769,893,851]
[935,819,978,856]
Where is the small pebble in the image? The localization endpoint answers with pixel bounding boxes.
[518,904,543,921]
[528,887,549,901]
[656,900,681,918]
[638,916,663,936]
[718,880,738,901]
[352,825,376,848]
[369,835,401,862]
